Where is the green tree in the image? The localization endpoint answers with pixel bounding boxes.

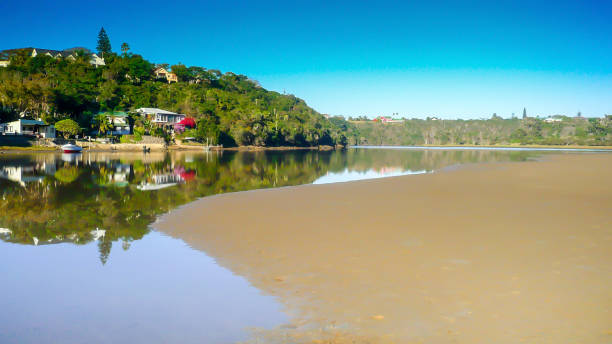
[170,64,191,82]
[522,108,527,119]
[54,119,82,138]
[97,27,112,56]
[196,116,220,144]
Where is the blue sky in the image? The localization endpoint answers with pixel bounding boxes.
[2,0,611,118]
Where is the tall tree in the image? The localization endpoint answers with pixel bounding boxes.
[97,27,112,56]
[522,108,527,119]
[93,113,114,136]
[121,42,130,56]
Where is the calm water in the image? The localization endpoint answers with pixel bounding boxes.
[0,148,548,343]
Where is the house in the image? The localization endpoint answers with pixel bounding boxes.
[373,116,404,124]
[544,117,562,123]
[0,47,105,67]
[135,108,186,127]
[97,111,131,135]
[154,67,178,83]
[0,119,56,138]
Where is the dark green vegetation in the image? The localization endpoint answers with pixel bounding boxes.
[350,116,612,146]
[0,149,541,263]
[0,46,348,147]
[1,29,609,147]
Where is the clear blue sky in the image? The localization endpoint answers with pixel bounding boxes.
[2,0,611,118]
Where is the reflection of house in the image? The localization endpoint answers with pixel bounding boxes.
[0,119,56,138]
[97,112,131,135]
[0,162,55,187]
[154,67,178,83]
[0,47,105,67]
[135,108,186,127]
[137,173,184,191]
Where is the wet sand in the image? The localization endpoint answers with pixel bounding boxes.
[156,153,612,343]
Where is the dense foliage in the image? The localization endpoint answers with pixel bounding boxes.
[349,116,612,146]
[0,48,348,147]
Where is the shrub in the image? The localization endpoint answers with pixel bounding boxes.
[54,119,82,139]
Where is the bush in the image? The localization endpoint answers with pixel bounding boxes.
[54,119,82,138]
[133,126,145,140]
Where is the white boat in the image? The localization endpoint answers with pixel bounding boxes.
[61,144,82,153]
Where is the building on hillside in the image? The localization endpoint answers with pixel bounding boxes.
[544,117,563,123]
[0,119,56,138]
[0,47,105,67]
[153,67,178,83]
[96,112,131,135]
[373,116,404,124]
[135,108,186,127]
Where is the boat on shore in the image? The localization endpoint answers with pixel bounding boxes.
[61,144,82,153]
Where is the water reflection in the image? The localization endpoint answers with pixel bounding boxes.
[0,149,542,263]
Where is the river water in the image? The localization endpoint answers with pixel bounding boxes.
[0,148,558,343]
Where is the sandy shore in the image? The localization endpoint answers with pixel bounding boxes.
[156,153,612,343]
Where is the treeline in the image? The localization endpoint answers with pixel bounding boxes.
[350,116,612,146]
[0,48,348,147]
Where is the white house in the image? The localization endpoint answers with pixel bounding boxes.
[0,119,56,138]
[96,112,131,135]
[135,108,186,127]
[544,117,562,123]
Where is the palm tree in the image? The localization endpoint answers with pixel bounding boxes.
[93,113,113,137]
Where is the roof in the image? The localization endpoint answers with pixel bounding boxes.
[1,119,47,126]
[0,47,95,59]
[97,111,129,117]
[20,119,46,125]
[135,108,179,115]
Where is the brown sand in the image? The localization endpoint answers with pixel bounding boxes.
[156,153,612,343]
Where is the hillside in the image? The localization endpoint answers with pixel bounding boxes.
[0,49,348,147]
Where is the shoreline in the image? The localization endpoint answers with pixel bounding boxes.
[0,144,337,153]
[2,143,612,153]
[355,143,612,150]
[155,153,612,343]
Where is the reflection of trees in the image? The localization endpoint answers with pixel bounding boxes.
[54,166,81,183]
[98,241,112,265]
[0,149,541,262]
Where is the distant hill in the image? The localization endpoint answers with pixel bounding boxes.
[350,116,612,146]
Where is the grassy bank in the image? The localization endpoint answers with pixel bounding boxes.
[0,146,58,152]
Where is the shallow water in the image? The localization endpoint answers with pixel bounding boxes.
[0,148,582,343]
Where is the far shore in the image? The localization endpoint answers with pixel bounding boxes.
[2,143,612,154]
[355,143,612,150]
